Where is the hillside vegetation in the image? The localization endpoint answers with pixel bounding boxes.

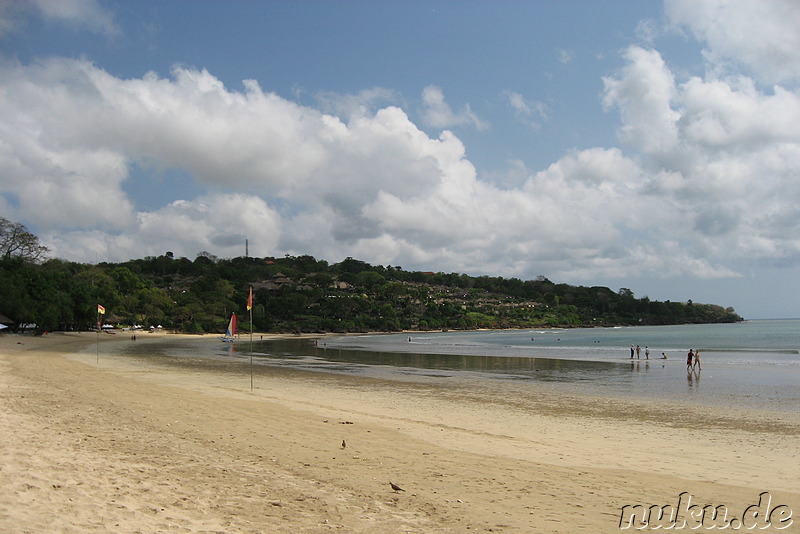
[0,252,743,334]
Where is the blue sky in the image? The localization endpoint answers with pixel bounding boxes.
[1,0,800,319]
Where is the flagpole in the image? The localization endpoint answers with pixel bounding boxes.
[96,307,99,363]
[249,308,253,392]
[248,287,254,392]
[96,304,106,363]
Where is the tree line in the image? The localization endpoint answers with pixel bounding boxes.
[0,218,742,334]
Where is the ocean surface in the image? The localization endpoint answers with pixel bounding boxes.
[123,319,800,413]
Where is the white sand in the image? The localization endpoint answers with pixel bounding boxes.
[1,332,797,532]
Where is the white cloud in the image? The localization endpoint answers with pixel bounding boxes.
[2,56,656,277]
[602,44,800,272]
[505,91,547,128]
[679,78,800,149]
[44,194,281,262]
[0,60,135,228]
[665,0,800,85]
[0,59,494,263]
[421,85,488,131]
[635,18,661,44]
[602,47,680,157]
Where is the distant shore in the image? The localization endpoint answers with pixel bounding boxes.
[1,331,797,532]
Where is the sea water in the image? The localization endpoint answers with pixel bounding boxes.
[270,319,799,412]
[125,319,800,412]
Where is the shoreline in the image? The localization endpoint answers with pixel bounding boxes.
[124,333,800,433]
[2,332,798,532]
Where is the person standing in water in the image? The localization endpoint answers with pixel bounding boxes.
[693,350,701,371]
[686,349,694,371]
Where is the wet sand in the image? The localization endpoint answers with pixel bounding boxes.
[1,332,798,532]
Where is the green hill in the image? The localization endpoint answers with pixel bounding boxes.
[0,252,743,334]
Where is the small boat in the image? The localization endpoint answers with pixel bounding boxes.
[220,313,236,342]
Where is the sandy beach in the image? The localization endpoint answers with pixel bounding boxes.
[1,332,798,533]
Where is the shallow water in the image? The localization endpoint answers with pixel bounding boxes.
[118,320,800,413]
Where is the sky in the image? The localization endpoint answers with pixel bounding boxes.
[1,0,799,320]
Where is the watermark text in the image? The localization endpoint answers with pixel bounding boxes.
[619,492,793,530]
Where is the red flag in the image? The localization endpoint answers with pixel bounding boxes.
[246,287,253,311]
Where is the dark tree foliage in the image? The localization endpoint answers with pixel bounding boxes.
[0,247,743,334]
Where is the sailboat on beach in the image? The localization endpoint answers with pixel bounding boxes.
[220,312,236,342]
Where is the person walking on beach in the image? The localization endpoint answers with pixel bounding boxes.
[636,345,641,359]
[693,350,701,371]
[686,349,694,371]
[630,345,635,358]
[645,346,650,359]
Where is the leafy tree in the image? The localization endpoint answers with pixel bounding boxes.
[0,217,48,262]
[355,271,386,290]
[0,241,743,334]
